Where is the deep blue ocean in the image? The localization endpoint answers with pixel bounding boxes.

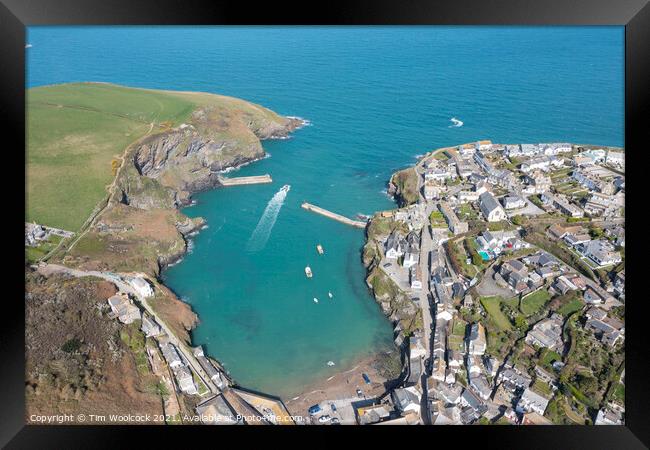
[27,26,624,398]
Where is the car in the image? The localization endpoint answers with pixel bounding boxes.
[308,405,322,415]
[330,403,337,412]
[318,415,331,423]
[362,373,371,384]
[356,388,363,397]
[331,418,340,425]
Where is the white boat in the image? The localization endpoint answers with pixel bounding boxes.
[316,244,324,255]
[328,291,333,298]
[327,361,335,367]
[281,184,291,193]
[305,266,313,278]
[313,298,319,303]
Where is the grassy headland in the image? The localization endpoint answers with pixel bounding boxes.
[26,82,293,231]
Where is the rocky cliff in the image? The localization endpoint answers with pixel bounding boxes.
[362,212,422,345]
[116,105,303,210]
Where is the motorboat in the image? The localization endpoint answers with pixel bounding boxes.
[313,297,319,303]
[316,244,324,254]
[281,184,291,193]
[305,266,313,278]
[328,291,333,299]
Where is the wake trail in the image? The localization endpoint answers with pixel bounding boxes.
[448,117,464,128]
[246,187,289,252]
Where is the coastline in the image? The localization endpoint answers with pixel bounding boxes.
[284,352,393,416]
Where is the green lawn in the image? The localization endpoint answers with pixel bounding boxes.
[430,210,447,228]
[25,234,63,263]
[539,348,563,370]
[480,296,514,331]
[520,289,552,316]
[557,298,584,316]
[433,150,450,160]
[532,379,553,397]
[451,318,467,336]
[610,382,625,405]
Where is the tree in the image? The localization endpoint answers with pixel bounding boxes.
[589,226,604,239]
[514,314,528,331]
[512,215,525,226]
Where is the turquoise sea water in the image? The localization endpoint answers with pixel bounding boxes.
[27,26,624,398]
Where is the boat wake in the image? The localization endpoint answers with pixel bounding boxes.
[448,117,464,128]
[245,186,289,252]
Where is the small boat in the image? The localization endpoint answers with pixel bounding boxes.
[25,43,32,49]
[281,184,291,193]
[356,213,371,220]
[313,297,319,303]
[328,291,333,299]
[327,361,335,367]
[305,266,313,278]
[316,244,324,255]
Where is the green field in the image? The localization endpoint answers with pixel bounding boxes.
[557,298,584,316]
[480,296,515,331]
[520,289,552,316]
[26,83,284,231]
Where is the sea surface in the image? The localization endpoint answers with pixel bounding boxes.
[27,26,624,398]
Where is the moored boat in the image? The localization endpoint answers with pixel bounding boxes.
[313,297,319,303]
[305,266,313,278]
[316,244,324,254]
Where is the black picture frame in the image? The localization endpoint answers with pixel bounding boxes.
[3,0,648,447]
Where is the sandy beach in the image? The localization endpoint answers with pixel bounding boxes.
[284,354,395,417]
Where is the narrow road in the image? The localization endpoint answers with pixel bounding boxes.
[34,263,219,394]
[414,158,437,423]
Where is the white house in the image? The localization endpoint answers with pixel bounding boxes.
[130,277,154,298]
[392,387,421,415]
[107,294,141,325]
[501,195,527,210]
[161,343,184,369]
[467,323,487,355]
[606,151,624,167]
[457,190,479,203]
[410,265,423,290]
[479,192,507,222]
[175,366,198,395]
[385,231,406,259]
[579,239,622,267]
[424,182,441,201]
[516,388,550,415]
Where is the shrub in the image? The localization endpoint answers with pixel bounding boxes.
[61,337,82,353]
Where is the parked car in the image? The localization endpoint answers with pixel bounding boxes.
[356,388,363,397]
[362,373,371,384]
[331,418,340,425]
[330,403,337,412]
[318,415,331,423]
[308,405,322,415]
